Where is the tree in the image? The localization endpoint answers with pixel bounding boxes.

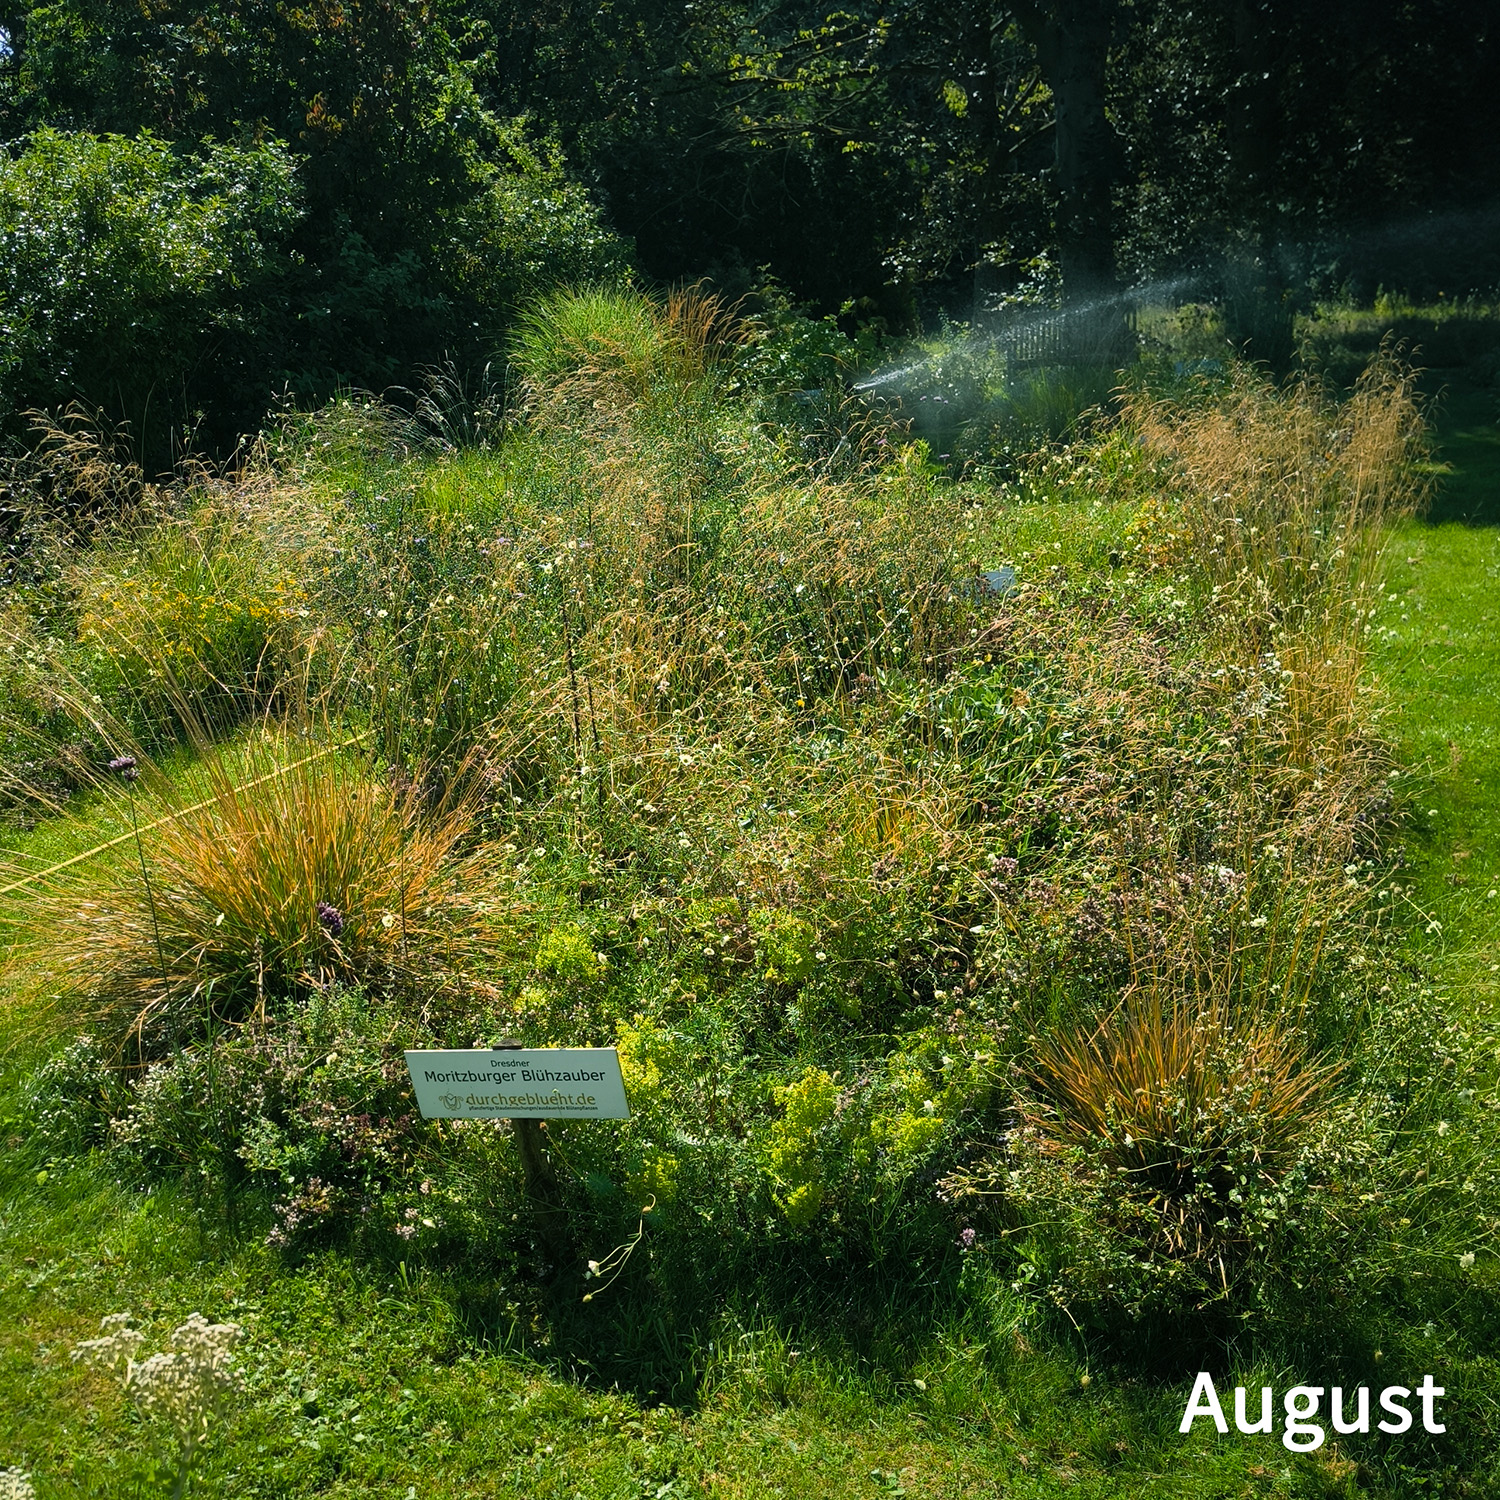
[0,131,300,462]
[0,0,628,447]
[1116,0,1500,309]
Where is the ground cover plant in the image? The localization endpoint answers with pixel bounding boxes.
[2,288,1499,1497]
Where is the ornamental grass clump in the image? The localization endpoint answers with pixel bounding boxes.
[511,284,735,424]
[1121,351,1427,621]
[18,738,507,1052]
[1009,987,1343,1311]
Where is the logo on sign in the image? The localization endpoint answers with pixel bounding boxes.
[439,1092,462,1110]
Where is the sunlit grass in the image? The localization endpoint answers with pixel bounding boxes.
[1372,378,1500,1013]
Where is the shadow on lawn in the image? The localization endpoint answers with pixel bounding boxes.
[1419,371,1500,526]
[449,1225,1374,1412]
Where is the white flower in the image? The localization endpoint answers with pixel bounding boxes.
[1460,1252,1476,1270]
[0,1469,35,1500]
[70,1313,145,1374]
[72,1314,240,1472]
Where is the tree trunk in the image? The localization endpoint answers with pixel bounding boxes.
[1223,0,1294,370]
[1013,0,1128,359]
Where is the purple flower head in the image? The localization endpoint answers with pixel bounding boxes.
[958,1227,977,1251]
[316,900,345,938]
[108,754,139,781]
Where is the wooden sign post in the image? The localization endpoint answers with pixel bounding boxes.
[403,1039,630,1272]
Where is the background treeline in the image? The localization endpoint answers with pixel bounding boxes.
[0,0,1497,459]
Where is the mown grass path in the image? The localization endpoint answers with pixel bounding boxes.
[1378,375,1500,1008]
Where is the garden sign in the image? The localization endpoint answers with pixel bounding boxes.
[403,1046,630,1120]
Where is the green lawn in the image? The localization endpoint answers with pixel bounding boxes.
[1377,372,1500,1010]
[1,1148,1336,1498]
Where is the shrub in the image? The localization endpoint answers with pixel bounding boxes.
[102,984,441,1250]
[0,118,630,457]
[433,126,631,340]
[0,130,300,457]
[731,281,883,397]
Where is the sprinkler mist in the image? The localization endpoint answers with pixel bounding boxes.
[853,276,1197,397]
[848,277,1200,467]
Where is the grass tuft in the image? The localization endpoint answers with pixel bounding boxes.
[9,737,509,1053]
[1025,991,1338,1263]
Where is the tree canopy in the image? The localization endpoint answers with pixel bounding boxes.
[1,0,1495,453]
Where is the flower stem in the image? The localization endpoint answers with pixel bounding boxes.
[127,781,169,1004]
